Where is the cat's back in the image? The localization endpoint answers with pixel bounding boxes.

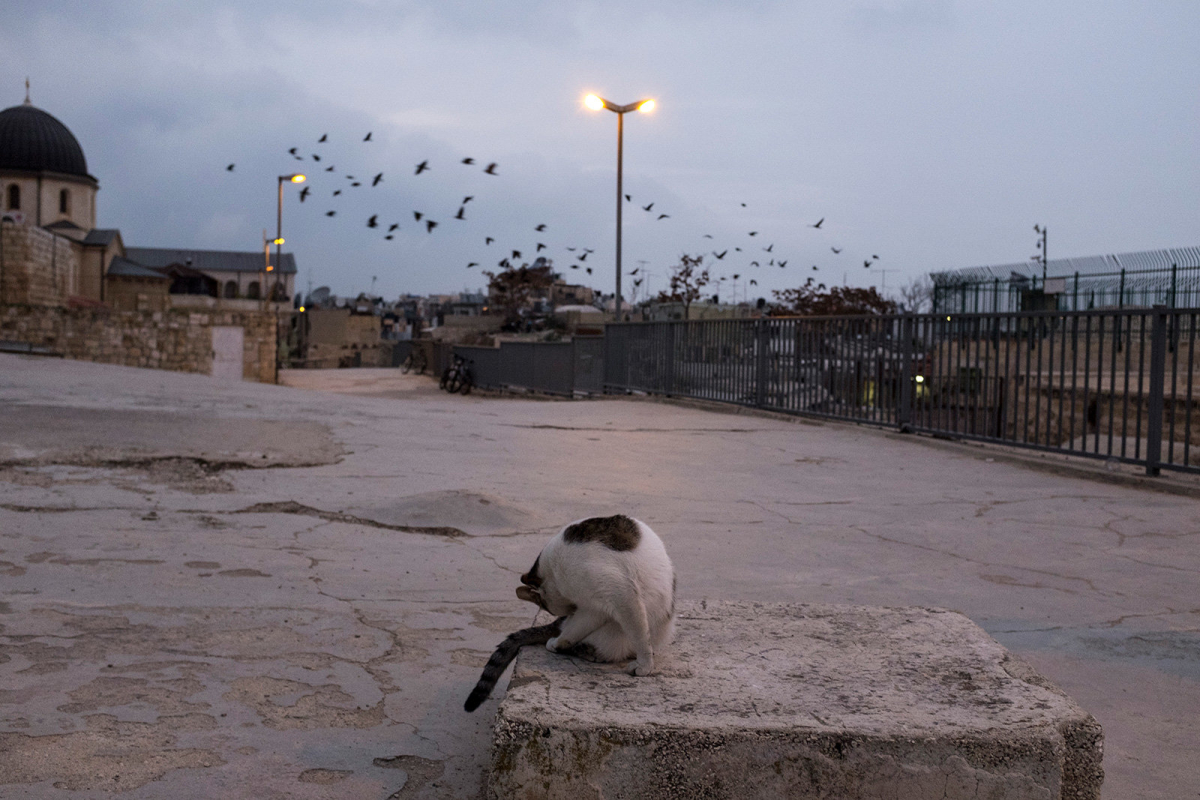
[543,515,673,585]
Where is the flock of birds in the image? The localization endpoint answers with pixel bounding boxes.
[225,131,886,301]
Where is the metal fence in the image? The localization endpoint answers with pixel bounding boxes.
[931,246,1200,314]
[604,309,1200,476]
[452,336,604,396]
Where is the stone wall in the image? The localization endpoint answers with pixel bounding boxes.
[0,304,278,383]
[0,223,80,306]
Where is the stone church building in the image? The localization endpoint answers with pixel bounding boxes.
[0,90,295,311]
[0,89,292,381]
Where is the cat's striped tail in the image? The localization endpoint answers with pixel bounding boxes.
[464,618,563,712]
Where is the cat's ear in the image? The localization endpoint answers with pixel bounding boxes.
[516,586,540,604]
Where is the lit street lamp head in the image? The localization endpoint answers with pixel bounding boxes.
[279,173,306,183]
[584,94,656,115]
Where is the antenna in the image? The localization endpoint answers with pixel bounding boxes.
[23,77,31,105]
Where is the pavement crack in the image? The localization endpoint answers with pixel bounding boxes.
[226,501,466,538]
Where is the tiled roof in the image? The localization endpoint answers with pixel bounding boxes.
[82,228,120,246]
[124,246,297,274]
[107,256,168,279]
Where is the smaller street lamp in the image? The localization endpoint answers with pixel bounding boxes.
[272,173,306,305]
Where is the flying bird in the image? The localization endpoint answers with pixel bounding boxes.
[467,262,478,268]
[346,175,355,180]
[318,133,327,143]
[864,260,872,268]
[630,269,639,276]
[812,265,819,270]
[413,211,423,221]
[512,250,521,259]
[565,247,576,252]
[414,161,429,175]
[703,234,713,239]
[732,274,740,280]
[764,244,774,252]
[872,254,880,260]
[363,131,372,141]
[570,264,579,269]
[325,165,335,172]
[778,260,787,268]
[578,252,588,261]
[462,157,474,165]
[367,215,378,228]
[484,163,498,175]
[312,154,321,161]
[713,250,727,260]
[657,214,669,220]
[748,231,758,236]
[385,235,394,240]
[740,202,747,207]
[486,237,494,245]
[372,172,383,186]
[583,248,595,253]
[537,243,546,251]
[809,217,824,229]
[831,247,842,254]
[535,224,546,231]
[288,147,298,155]
[462,195,474,204]
[426,220,438,232]
[455,207,466,220]
[298,186,310,202]
[750,279,757,286]
[750,261,760,267]
[586,267,592,274]
[642,203,654,212]
[332,190,341,196]
[225,163,235,171]
[388,223,399,232]
[325,210,336,217]
[633,278,642,287]
[625,194,631,202]
[350,182,361,187]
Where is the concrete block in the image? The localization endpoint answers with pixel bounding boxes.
[489,602,1102,800]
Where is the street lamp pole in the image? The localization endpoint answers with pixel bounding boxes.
[275,173,306,308]
[585,94,655,323]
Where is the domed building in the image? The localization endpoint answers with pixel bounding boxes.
[1,85,295,311]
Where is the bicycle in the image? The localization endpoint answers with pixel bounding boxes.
[440,354,474,395]
[401,345,428,374]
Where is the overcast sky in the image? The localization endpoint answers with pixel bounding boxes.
[3,1,1197,303]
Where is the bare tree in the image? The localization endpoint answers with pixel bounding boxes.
[654,254,711,319]
[898,275,934,313]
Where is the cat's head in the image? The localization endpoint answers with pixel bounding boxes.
[517,555,547,610]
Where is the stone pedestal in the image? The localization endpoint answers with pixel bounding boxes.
[489,601,1102,799]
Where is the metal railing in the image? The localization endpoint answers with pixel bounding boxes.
[454,336,604,396]
[604,308,1200,476]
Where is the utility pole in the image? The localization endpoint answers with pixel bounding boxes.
[871,268,899,293]
[1033,224,1048,282]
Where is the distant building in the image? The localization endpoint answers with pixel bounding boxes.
[0,92,295,311]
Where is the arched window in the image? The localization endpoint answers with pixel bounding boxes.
[6,184,18,210]
[223,280,238,299]
[59,188,70,214]
[246,281,261,300]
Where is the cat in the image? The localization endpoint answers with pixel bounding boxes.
[463,514,676,713]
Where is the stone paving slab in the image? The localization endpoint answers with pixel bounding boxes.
[491,601,1102,799]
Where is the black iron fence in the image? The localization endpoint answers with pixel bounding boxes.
[604,308,1200,476]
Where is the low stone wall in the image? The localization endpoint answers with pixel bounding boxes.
[0,223,80,306]
[0,304,277,383]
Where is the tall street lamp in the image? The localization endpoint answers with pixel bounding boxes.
[273,173,306,306]
[584,93,655,322]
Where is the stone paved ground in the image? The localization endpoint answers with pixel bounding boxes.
[1,357,1197,799]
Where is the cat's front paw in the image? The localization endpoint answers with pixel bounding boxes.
[626,657,654,676]
[546,636,561,652]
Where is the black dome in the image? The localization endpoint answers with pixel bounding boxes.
[0,103,90,178]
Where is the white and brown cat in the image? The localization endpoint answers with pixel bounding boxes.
[464,515,676,712]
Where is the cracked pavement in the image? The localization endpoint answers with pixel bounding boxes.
[1,357,1198,798]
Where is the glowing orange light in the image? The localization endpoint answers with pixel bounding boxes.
[638,99,655,113]
[290,174,306,183]
[584,94,605,111]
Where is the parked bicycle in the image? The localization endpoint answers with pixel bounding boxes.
[439,354,473,395]
[401,345,428,374]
